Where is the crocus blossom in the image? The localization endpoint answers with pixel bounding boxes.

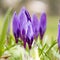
[39,12,46,40]
[18,7,33,49]
[18,7,28,40]
[13,12,20,43]
[58,20,60,52]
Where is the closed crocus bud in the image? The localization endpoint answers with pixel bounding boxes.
[18,7,27,38]
[18,7,31,38]
[39,12,46,40]
[32,14,39,39]
[13,12,20,43]
[58,20,60,53]
[26,21,34,49]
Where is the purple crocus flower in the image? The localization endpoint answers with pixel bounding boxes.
[39,12,46,40]
[18,7,33,48]
[18,7,28,39]
[58,20,60,53]
[12,7,33,49]
[13,12,20,43]
[32,14,39,38]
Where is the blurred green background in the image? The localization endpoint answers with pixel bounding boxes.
[0,0,60,39]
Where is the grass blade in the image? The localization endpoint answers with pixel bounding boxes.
[0,8,12,57]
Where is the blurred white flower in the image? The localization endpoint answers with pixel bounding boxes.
[26,1,48,14]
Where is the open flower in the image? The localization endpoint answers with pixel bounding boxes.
[32,14,39,39]
[57,20,60,53]
[39,12,47,40]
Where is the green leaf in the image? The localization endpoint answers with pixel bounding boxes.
[0,8,12,57]
[46,40,57,53]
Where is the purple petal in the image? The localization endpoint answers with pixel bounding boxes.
[18,7,27,39]
[18,7,31,22]
[18,7,27,27]
[39,12,47,40]
[26,21,34,49]
[20,22,28,39]
[58,20,60,49]
[32,14,39,38]
[13,12,20,43]
[27,21,33,40]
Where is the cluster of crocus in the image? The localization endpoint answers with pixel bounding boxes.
[12,7,46,49]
